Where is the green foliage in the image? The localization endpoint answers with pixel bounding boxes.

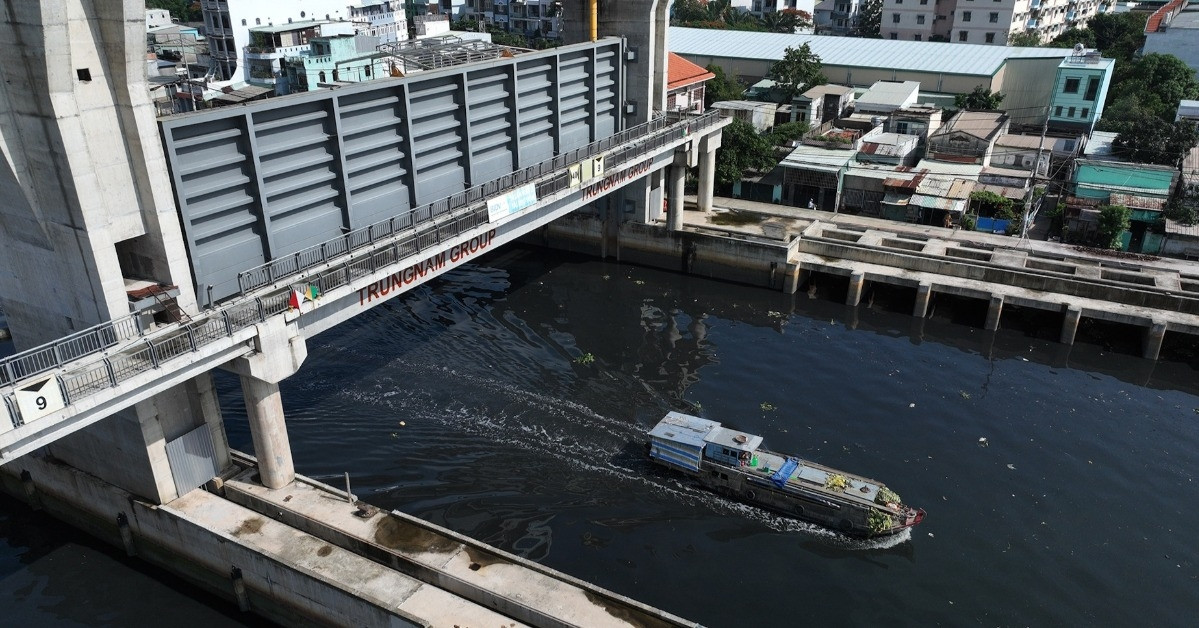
[672,0,811,32]
[766,44,826,102]
[954,85,1005,111]
[960,214,977,231]
[868,509,894,534]
[1048,27,1096,51]
[857,0,882,38]
[1166,185,1199,225]
[875,487,902,506]
[574,352,595,365]
[714,119,777,187]
[1112,118,1199,166]
[145,0,200,23]
[1007,31,1042,47]
[1082,12,1147,63]
[766,121,809,146]
[704,64,745,108]
[824,473,850,491]
[1097,205,1131,250]
[970,190,1016,219]
[1102,54,1199,129]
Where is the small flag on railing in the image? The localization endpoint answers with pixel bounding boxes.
[306,284,320,302]
[288,288,303,310]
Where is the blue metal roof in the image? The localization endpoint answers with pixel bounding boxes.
[669,27,1072,78]
[649,412,720,449]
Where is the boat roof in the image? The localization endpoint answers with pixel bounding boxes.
[705,427,763,452]
[649,412,721,448]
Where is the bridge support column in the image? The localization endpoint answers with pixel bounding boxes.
[846,272,865,307]
[1143,321,1167,361]
[984,295,1004,331]
[240,376,295,489]
[668,156,687,232]
[697,133,721,213]
[913,283,932,318]
[1060,306,1082,345]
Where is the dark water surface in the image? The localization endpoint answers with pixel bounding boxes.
[6,247,1199,626]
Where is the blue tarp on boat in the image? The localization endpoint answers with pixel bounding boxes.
[771,458,799,488]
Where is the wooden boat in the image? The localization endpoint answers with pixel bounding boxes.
[648,412,925,537]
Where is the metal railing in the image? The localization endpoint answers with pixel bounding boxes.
[2,111,724,432]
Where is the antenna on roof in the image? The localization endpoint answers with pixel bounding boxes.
[1072,43,1085,55]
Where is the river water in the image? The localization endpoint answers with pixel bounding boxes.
[5,247,1199,626]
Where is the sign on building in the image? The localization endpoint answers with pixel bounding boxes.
[14,376,66,424]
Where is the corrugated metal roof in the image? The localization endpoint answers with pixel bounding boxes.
[669,27,1071,77]
[1166,219,1199,237]
[781,143,855,172]
[915,159,983,178]
[1109,193,1166,211]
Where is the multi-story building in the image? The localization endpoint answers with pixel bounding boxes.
[244,20,356,91]
[880,0,1106,46]
[751,0,819,20]
[349,1,408,44]
[200,1,360,80]
[813,0,864,35]
[462,0,563,40]
[282,33,388,91]
[1046,47,1114,133]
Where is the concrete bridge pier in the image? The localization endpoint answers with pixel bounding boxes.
[1143,321,1168,361]
[223,317,308,489]
[984,295,1005,331]
[1060,306,1082,345]
[913,283,932,318]
[697,133,720,213]
[846,272,866,306]
[668,144,697,232]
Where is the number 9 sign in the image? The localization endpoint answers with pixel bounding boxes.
[14,376,66,424]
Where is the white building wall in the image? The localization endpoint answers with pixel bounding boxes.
[350,0,408,44]
[878,0,1103,46]
[201,0,353,79]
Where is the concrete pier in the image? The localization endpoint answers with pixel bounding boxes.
[913,283,933,318]
[697,134,720,213]
[1061,306,1083,345]
[984,295,1005,331]
[846,272,866,307]
[240,377,295,489]
[668,157,686,232]
[1144,321,1168,360]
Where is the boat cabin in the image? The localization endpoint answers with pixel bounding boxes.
[648,412,763,472]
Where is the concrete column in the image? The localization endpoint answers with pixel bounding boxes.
[668,162,686,232]
[1143,321,1167,361]
[984,295,1004,331]
[913,283,932,318]
[697,133,721,213]
[846,272,865,307]
[783,262,806,294]
[1060,306,1082,345]
[240,376,295,489]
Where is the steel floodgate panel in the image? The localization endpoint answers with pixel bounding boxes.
[158,39,625,304]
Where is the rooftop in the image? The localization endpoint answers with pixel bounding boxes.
[856,81,919,111]
[667,52,715,91]
[669,27,1072,78]
[994,134,1081,154]
[1082,130,1122,160]
[935,110,1008,141]
[1178,99,1199,122]
[249,19,332,35]
[801,84,854,100]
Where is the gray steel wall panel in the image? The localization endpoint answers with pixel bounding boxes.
[165,424,219,497]
[158,39,624,302]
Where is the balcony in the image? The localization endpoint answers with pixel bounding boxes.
[1026,18,1038,28]
[1029,0,1041,7]
[1067,10,1076,20]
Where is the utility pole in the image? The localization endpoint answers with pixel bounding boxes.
[1019,111,1050,242]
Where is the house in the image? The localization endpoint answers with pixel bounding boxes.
[1178,100,1199,124]
[1046,48,1114,135]
[713,100,779,132]
[1071,159,1179,252]
[667,53,715,115]
[244,20,355,92]
[856,132,920,166]
[856,81,921,114]
[886,105,942,141]
[349,0,408,44]
[813,0,865,36]
[990,134,1082,180]
[793,84,855,126]
[927,111,1009,166]
[282,34,388,93]
[778,140,856,210]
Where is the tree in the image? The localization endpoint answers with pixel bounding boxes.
[714,119,777,187]
[766,44,826,103]
[671,0,710,24]
[1097,205,1131,250]
[954,85,1005,111]
[767,121,810,146]
[146,0,199,22]
[1112,118,1199,166]
[1008,32,1042,47]
[1086,12,1147,63]
[760,9,812,34]
[1166,184,1199,226]
[969,190,1016,219]
[1102,54,1199,131]
[1048,27,1096,50]
[704,64,745,107]
[857,0,882,38]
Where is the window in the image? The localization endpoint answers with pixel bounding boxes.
[1064,77,1080,93]
[893,13,901,22]
[921,0,928,4]
[959,30,968,41]
[917,14,925,23]
[1084,77,1100,101]
[914,34,922,40]
[896,0,903,3]
[989,12,998,22]
[890,32,898,39]
[1081,107,1090,118]
[1067,106,1075,117]
[985,32,995,43]
[241,19,247,25]
[1054,105,1062,116]
[963,11,972,21]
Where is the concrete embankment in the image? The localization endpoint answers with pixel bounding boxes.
[2,453,700,627]
[534,197,1199,360]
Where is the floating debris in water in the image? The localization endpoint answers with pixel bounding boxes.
[1006,463,1016,470]
[909,403,916,408]
[978,437,989,447]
